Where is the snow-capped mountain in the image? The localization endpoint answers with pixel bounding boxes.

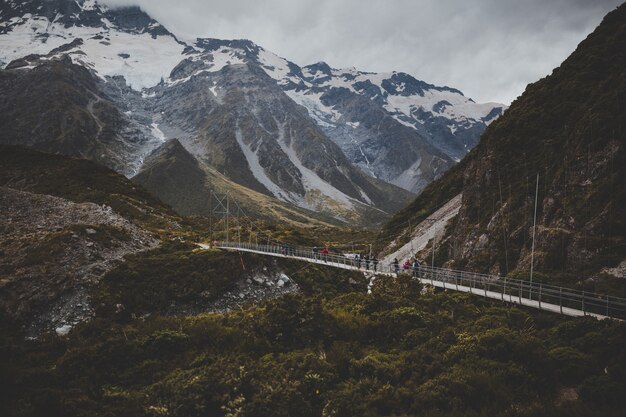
[264,59,505,190]
[0,0,504,222]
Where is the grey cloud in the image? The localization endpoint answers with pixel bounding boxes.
[100,0,623,104]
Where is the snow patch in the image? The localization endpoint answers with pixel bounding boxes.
[234,128,291,201]
[209,82,218,96]
[55,324,72,336]
[205,46,246,71]
[284,90,342,126]
[150,123,167,142]
[0,15,186,90]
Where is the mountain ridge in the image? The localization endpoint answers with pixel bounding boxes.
[0,0,504,223]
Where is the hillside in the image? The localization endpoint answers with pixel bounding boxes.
[0,145,182,334]
[132,139,396,227]
[378,4,626,290]
[1,2,624,417]
[0,145,177,226]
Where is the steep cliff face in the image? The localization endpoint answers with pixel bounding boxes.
[0,56,155,175]
[379,4,626,282]
[152,62,415,219]
[450,4,625,277]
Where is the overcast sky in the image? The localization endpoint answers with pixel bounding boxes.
[101,0,623,104]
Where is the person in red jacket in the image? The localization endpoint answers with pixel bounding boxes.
[321,246,329,262]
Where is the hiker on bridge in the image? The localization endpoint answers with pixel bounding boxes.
[403,259,411,270]
[321,246,329,262]
[372,256,379,272]
[393,258,399,274]
[412,259,420,278]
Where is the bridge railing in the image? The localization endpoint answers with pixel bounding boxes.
[214,241,626,320]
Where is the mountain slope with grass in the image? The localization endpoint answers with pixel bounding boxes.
[378,4,626,293]
[132,139,382,227]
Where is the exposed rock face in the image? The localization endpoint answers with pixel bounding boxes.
[0,187,159,336]
[151,63,414,218]
[279,63,505,192]
[449,5,626,275]
[0,56,162,175]
[200,270,298,314]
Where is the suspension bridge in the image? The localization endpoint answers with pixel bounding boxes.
[203,192,626,321]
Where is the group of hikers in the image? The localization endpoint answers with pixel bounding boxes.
[312,246,330,262]
[281,243,422,277]
[352,253,380,271]
[392,257,421,278]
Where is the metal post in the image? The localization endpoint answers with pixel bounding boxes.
[209,190,213,246]
[409,219,414,254]
[432,225,437,269]
[529,173,539,296]
[582,291,585,315]
[226,193,230,243]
